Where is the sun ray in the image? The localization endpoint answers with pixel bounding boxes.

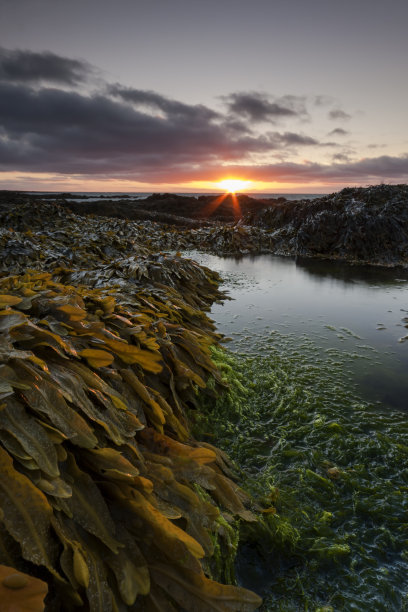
[201,178,250,219]
[201,192,230,218]
[230,191,242,220]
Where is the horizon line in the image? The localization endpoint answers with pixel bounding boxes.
[3,189,330,195]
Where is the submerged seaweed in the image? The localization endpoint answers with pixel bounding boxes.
[197,343,408,611]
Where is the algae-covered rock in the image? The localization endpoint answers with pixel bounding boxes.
[0,196,262,610]
[4,185,407,266]
[245,184,408,266]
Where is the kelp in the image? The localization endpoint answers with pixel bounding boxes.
[3,187,408,265]
[0,196,274,268]
[0,564,48,611]
[0,232,262,612]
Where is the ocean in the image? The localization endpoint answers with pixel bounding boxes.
[26,191,325,203]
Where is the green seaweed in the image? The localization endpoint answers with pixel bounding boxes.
[193,482,240,585]
[196,340,408,611]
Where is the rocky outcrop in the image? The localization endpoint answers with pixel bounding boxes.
[2,184,407,267]
[0,191,280,226]
[245,185,408,266]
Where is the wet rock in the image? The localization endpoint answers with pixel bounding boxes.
[245,185,408,267]
[2,185,407,267]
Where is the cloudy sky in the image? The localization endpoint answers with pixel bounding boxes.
[0,0,407,193]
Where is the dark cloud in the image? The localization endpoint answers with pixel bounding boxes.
[332,153,352,162]
[269,132,319,146]
[225,155,408,183]
[328,109,352,121]
[108,85,220,122]
[221,118,253,135]
[276,95,309,117]
[269,132,339,149]
[1,77,404,186]
[0,48,402,188]
[0,81,277,175]
[222,92,304,123]
[0,59,325,180]
[328,128,349,136]
[0,47,93,85]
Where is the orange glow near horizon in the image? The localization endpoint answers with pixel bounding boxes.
[0,171,337,194]
[216,179,252,193]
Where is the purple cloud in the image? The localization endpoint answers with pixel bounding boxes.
[0,47,404,188]
[0,47,93,85]
[222,92,307,123]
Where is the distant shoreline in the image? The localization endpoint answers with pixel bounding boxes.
[0,189,326,201]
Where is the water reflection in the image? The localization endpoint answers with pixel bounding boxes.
[295,256,408,286]
[184,251,408,411]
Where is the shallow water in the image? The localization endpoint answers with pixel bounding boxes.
[186,252,408,412]
[187,251,408,610]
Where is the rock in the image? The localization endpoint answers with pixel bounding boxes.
[245,185,408,267]
[3,185,407,267]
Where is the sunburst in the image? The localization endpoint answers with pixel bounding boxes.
[216,179,251,193]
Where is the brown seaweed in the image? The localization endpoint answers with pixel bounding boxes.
[0,195,262,610]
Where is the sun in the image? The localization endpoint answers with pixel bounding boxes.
[216,179,251,193]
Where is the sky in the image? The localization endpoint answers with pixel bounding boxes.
[0,0,407,193]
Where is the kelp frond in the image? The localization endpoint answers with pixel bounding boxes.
[0,265,261,611]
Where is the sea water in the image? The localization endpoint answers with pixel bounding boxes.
[26,191,324,202]
[189,252,408,611]
[188,252,408,411]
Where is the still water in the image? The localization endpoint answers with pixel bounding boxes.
[186,251,408,611]
[187,252,408,411]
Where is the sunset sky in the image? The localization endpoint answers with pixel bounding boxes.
[0,0,407,193]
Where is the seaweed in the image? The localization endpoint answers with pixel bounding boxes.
[197,342,408,611]
[0,197,262,611]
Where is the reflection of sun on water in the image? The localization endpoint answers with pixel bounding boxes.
[217,179,252,193]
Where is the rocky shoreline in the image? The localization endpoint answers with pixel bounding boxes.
[0,185,407,609]
[3,183,407,267]
[0,195,263,610]
[245,184,408,267]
